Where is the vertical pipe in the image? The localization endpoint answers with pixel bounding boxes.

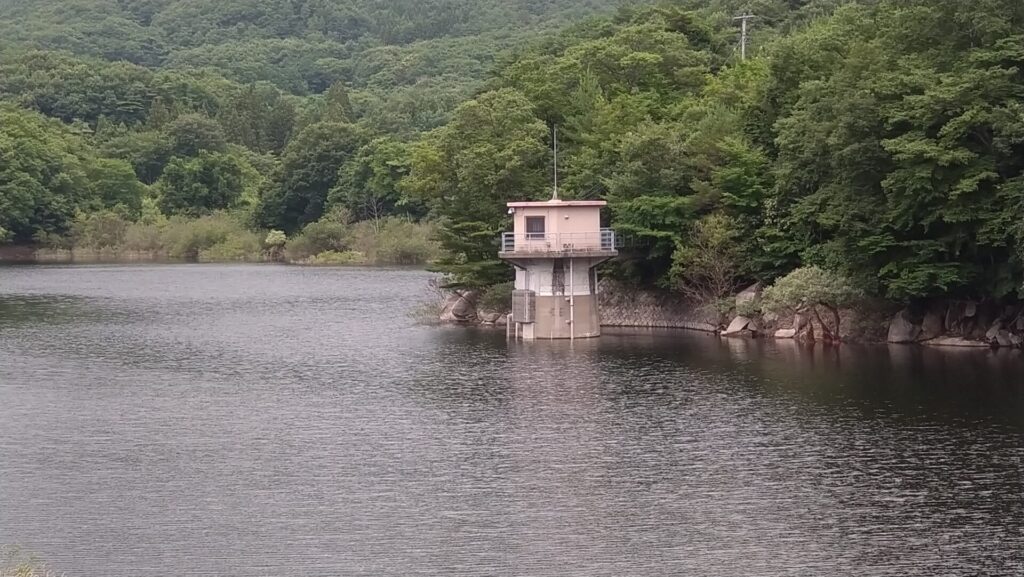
[569,258,575,341]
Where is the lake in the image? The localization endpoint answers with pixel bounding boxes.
[1,264,1022,576]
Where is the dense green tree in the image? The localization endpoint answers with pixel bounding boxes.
[405,88,549,287]
[0,51,155,125]
[329,138,420,224]
[85,157,147,218]
[764,0,1024,299]
[157,151,245,215]
[0,106,93,241]
[165,113,227,157]
[100,129,174,184]
[257,122,364,233]
[218,83,296,153]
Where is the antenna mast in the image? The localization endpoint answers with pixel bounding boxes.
[552,125,559,201]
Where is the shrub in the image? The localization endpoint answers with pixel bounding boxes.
[264,229,287,260]
[285,220,348,260]
[123,222,165,252]
[670,213,743,303]
[374,219,440,265]
[264,230,286,249]
[478,281,513,313]
[160,213,259,261]
[735,296,761,318]
[31,230,70,250]
[71,210,130,249]
[199,233,262,262]
[761,266,862,341]
[305,250,367,265]
[347,218,440,265]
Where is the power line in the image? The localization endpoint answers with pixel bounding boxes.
[732,13,756,61]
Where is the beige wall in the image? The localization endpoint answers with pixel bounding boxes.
[514,257,597,296]
[512,205,603,250]
[533,294,601,339]
[512,256,604,339]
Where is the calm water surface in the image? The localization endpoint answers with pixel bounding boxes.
[1,264,1023,576]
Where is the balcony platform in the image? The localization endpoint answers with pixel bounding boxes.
[498,229,618,261]
[499,247,619,259]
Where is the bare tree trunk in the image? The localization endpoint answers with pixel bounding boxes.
[812,305,835,343]
[822,303,841,343]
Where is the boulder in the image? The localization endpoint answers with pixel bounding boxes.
[922,337,991,348]
[919,310,944,341]
[735,283,762,306]
[1015,314,1024,332]
[440,291,479,323]
[723,316,752,336]
[985,321,1003,342]
[996,330,1015,348]
[887,309,921,343]
[774,328,797,339]
[495,314,508,327]
[479,312,501,324]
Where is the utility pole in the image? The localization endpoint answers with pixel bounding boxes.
[733,13,756,61]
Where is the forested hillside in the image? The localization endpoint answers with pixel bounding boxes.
[2,0,1024,307]
[0,0,629,262]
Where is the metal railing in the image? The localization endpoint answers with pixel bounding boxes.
[500,229,616,254]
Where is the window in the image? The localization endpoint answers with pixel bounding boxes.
[525,216,545,240]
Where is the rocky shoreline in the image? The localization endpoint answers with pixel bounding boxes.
[440,280,1024,350]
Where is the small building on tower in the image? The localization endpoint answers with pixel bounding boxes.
[499,198,616,340]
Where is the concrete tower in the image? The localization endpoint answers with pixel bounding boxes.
[499,199,617,340]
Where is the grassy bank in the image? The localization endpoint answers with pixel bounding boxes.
[6,211,441,267]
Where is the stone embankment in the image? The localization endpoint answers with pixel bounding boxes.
[442,280,1024,350]
[597,280,718,332]
[438,280,719,332]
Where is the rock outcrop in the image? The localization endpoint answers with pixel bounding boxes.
[919,309,944,341]
[887,309,921,343]
[885,300,1024,349]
